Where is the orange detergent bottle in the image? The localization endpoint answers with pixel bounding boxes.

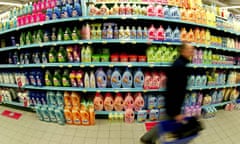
[200,29,206,44]
[89,106,95,125]
[168,0,175,6]
[180,27,187,41]
[194,28,200,43]
[64,91,72,108]
[72,108,81,125]
[188,28,194,42]
[64,108,73,124]
[180,7,187,21]
[71,92,81,107]
[200,9,206,24]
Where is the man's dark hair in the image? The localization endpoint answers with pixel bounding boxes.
[179,42,188,53]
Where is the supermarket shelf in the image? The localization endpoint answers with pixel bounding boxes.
[201,100,235,109]
[0,16,239,37]
[0,62,171,68]
[187,83,240,91]
[1,63,240,69]
[1,101,27,108]
[0,83,239,91]
[0,84,165,92]
[95,111,125,115]
[0,40,239,53]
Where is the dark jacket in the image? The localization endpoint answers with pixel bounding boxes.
[165,55,190,118]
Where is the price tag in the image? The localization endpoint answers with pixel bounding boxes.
[114,90,119,93]
[18,47,21,50]
[120,41,126,44]
[40,43,43,47]
[143,90,147,93]
[79,41,83,45]
[121,16,127,19]
[79,18,83,21]
[53,43,57,46]
[88,41,93,45]
[39,22,44,26]
[41,65,45,68]
[80,64,85,68]
[131,41,136,44]
[83,89,87,93]
[96,90,101,93]
[127,64,132,68]
[90,17,95,20]
[90,64,95,68]
[102,41,107,44]
[109,64,114,67]
[16,27,19,31]
[149,64,154,68]
[166,42,170,45]
[132,16,138,20]
[68,65,72,68]
[103,16,108,20]
[59,65,63,68]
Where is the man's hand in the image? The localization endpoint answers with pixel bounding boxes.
[174,114,185,122]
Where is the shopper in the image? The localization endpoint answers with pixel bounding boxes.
[140,43,195,144]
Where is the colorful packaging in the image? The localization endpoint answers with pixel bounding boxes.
[64,91,72,108]
[96,68,107,88]
[93,92,104,111]
[121,69,133,88]
[134,92,144,111]
[113,93,124,111]
[72,108,81,125]
[124,92,134,110]
[125,108,135,123]
[137,110,147,122]
[71,92,80,107]
[134,68,144,88]
[148,95,157,109]
[143,72,152,89]
[103,93,114,111]
[149,109,159,121]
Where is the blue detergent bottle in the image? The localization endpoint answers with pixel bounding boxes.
[133,68,144,88]
[95,68,107,88]
[106,69,112,88]
[172,27,180,42]
[163,6,169,18]
[122,68,133,88]
[165,26,172,42]
[56,91,64,107]
[111,68,122,88]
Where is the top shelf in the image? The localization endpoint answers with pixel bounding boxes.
[0,15,239,36]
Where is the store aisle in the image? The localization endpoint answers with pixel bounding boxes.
[0,106,239,144]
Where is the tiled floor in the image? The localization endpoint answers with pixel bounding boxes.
[0,105,240,144]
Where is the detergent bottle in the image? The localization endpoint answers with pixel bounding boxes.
[45,70,53,86]
[114,93,124,111]
[85,46,92,62]
[48,47,57,63]
[156,25,165,41]
[58,46,67,62]
[53,70,62,86]
[62,69,70,87]
[155,5,163,17]
[57,28,63,41]
[165,26,172,42]
[188,28,194,42]
[163,5,169,18]
[90,71,96,88]
[111,68,122,88]
[96,68,107,88]
[93,92,104,111]
[104,93,114,111]
[180,27,187,41]
[84,72,90,88]
[106,69,112,88]
[72,27,79,40]
[76,70,84,87]
[69,70,77,87]
[124,93,134,110]
[122,68,133,88]
[134,68,144,88]
[148,24,156,40]
[172,27,180,42]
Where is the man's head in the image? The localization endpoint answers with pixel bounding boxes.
[179,43,195,60]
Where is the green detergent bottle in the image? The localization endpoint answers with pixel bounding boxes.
[53,70,62,87]
[49,47,57,63]
[26,31,33,45]
[20,32,26,46]
[58,46,67,62]
[72,27,79,40]
[37,29,43,43]
[45,70,53,86]
[64,27,72,41]
[57,28,63,41]
[62,69,70,87]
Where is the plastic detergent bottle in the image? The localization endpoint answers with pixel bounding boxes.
[96,68,107,88]
[137,26,142,39]
[64,27,71,41]
[125,26,131,39]
[111,68,122,88]
[56,91,63,106]
[48,47,57,63]
[81,46,86,62]
[163,5,169,18]
[85,46,92,62]
[148,25,156,40]
[156,25,165,41]
[62,69,70,87]
[147,4,155,16]
[45,70,53,86]
[155,5,163,17]
[90,71,96,88]
[72,27,79,40]
[114,25,119,39]
[180,27,187,41]
[53,70,62,86]
[84,72,90,88]
[73,45,80,62]
[165,26,172,41]
[130,26,136,39]
[106,24,113,39]
[122,68,133,88]
[188,28,194,42]
[172,27,180,42]
[106,69,112,88]
[119,26,125,39]
[58,46,67,62]
[96,24,102,40]
[134,68,144,88]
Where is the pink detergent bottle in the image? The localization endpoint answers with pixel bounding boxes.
[156,25,165,41]
[144,72,152,89]
[148,25,156,40]
[147,4,155,16]
[155,5,164,17]
[124,93,134,110]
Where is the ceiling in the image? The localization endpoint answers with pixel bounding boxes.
[0,0,29,14]
[1,0,240,14]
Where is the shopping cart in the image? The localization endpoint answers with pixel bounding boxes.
[158,118,198,144]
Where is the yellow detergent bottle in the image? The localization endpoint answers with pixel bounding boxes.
[188,28,194,42]
[180,27,187,42]
[205,29,211,45]
[180,7,187,21]
[194,28,200,43]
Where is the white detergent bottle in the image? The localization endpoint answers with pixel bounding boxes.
[90,71,96,88]
[84,72,90,88]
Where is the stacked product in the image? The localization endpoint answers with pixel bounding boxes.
[63,91,95,126]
